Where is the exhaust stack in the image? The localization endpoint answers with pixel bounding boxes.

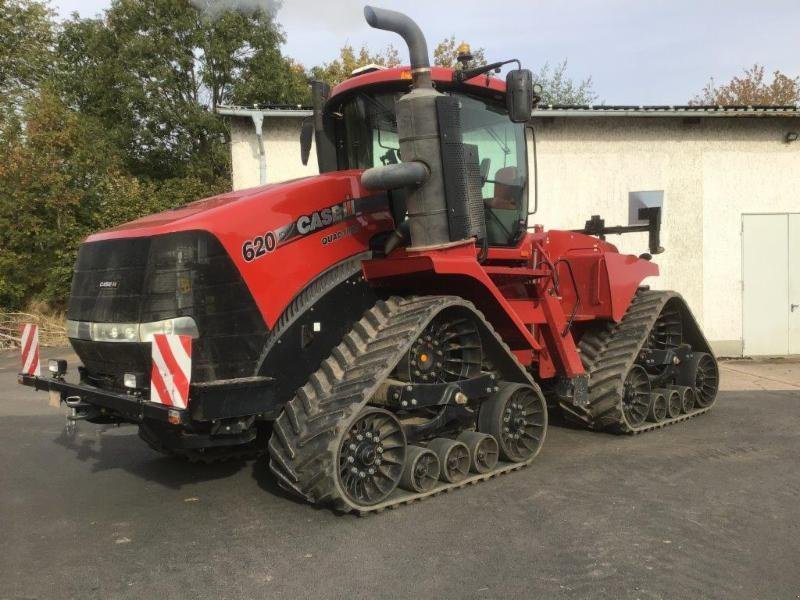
[362,6,484,250]
[363,6,431,88]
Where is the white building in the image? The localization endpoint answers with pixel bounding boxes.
[218,104,800,357]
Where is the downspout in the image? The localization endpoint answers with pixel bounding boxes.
[251,113,267,185]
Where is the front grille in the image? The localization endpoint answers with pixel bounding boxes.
[68,238,150,323]
[67,231,268,389]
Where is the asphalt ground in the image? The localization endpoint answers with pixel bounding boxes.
[1,348,799,600]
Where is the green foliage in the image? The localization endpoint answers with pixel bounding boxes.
[0,0,54,138]
[691,64,800,106]
[0,0,290,309]
[310,43,400,87]
[534,60,597,106]
[56,0,308,181]
[432,36,487,69]
[0,88,229,309]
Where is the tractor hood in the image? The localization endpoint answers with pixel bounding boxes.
[78,171,394,330]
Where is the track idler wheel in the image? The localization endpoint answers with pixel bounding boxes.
[478,382,547,463]
[400,445,440,493]
[337,407,406,507]
[457,431,499,474]
[622,365,651,427]
[428,438,470,483]
[670,385,696,413]
[677,352,719,408]
[647,391,667,422]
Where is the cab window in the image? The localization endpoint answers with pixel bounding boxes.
[335,91,528,246]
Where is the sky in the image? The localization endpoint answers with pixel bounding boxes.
[52,0,800,105]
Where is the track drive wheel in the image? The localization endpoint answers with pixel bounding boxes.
[478,382,547,463]
[337,407,406,507]
[395,314,482,384]
[622,365,651,427]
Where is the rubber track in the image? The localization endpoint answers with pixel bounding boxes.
[267,295,544,514]
[559,289,718,433]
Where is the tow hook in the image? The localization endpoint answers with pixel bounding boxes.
[64,396,101,422]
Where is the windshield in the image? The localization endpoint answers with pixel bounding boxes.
[334,91,528,245]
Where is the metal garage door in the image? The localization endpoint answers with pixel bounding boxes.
[742,214,800,355]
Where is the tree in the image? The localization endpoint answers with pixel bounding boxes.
[56,0,309,182]
[0,0,54,137]
[0,89,120,307]
[432,36,486,69]
[691,64,800,106]
[0,88,227,309]
[310,43,400,87]
[533,60,597,106]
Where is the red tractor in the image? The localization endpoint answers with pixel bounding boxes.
[19,7,718,513]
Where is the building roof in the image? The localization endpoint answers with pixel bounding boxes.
[534,105,800,117]
[217,104,800,120]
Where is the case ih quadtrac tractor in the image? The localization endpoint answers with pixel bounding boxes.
[20,7,719,513]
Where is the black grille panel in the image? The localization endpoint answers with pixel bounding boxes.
[68,238,150,323]
[67,231,268,388]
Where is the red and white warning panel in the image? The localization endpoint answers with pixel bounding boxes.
[19,323,41,377]
[150,334,192,409]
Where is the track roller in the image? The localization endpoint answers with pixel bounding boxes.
[658,388,681,418]
[478,382,547,463]
[457,431,499,474]
[670,385,696,414]
[647,391,667,422]
[428,438,470,483]
[400,445,440,493]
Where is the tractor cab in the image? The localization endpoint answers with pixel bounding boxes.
[303,67,533,247]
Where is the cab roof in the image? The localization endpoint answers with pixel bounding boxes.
[328,66,508,105]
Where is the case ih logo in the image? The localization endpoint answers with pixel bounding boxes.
[296,199,356,235]
[98,280,120,289]
[241,195,388,263]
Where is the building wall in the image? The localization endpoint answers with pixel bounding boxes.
[530,116,799,355]
[229,117,317,190]
[228,113,800,355]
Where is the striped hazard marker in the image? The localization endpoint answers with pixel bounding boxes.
[19,323,41,377]
[150,334,192,409]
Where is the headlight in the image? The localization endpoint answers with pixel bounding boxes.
[139,317,199,342]
[65,317,199,343]
[91,322,139,342]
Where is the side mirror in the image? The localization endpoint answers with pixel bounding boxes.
[506,69,534,123]
[300,117,313,166]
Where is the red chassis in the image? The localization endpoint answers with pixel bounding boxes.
[363,230,657,381]
[85,169,656,385]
